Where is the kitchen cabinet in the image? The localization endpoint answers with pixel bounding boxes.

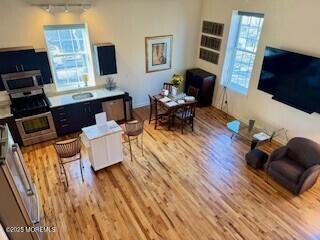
[51,99,103,136]
[81,100,103,127]
[51,104,79,136]
[14,49,38,72]
[36,51,53,85]
[0,48,53,91]
[81,121,123,171]
[94,44,117,76]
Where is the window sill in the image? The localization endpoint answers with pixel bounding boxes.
[224,82,248,96]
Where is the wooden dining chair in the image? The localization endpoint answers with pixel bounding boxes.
[187,85,200,98]
[123,120,144,161]
[148,95,156,124]
[154,98,170,129]
[174,102,196,134]
[163,82,174,92]
[54,138,84,190]
[149,95,170,128]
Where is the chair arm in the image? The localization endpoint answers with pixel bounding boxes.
[265,146,287,171]
[296,165,320,195]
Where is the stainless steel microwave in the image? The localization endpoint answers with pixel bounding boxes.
[1,70,43,93]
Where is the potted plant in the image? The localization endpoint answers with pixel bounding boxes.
[171,74,184,96]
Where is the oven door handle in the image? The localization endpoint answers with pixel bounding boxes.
[15,112,51,122]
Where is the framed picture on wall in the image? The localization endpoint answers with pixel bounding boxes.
[145,35,173,73]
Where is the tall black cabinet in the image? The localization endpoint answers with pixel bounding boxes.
[185,68,216,107]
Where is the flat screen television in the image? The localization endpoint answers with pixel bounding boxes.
[258,46,320,114]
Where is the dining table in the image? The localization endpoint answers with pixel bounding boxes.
[153,93,197,130]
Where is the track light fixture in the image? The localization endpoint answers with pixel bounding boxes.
[45,5,51,13]
[34,3,91,13]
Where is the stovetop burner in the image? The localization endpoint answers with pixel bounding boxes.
[11,93,49,118]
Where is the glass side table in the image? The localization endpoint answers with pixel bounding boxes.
[227,119,285,150]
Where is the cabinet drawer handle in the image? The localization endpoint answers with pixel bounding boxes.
[61,124,69,128]
[58,107,65,110]
[59,112,66,116]
[59,118,67,122]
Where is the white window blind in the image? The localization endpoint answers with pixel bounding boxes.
[221,11,264,94]
[44,24,95,91]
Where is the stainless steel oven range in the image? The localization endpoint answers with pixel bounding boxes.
[1,70,57,146]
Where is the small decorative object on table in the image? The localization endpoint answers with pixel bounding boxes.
[171,74,183,97]
[160,89,169,96]
[106,77,117,90]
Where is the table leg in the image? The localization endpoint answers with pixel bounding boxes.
[168,110,172,130]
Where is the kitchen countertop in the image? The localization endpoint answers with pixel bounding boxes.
[0,105,12,120]
[48,88,125,108]
[81,120,123,141]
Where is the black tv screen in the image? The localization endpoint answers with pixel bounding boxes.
[258,47,320,113]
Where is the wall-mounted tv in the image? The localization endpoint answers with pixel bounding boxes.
[258,46,320,114]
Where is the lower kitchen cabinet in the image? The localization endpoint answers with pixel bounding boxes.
[51,95,125,137]
[81,100,103,127]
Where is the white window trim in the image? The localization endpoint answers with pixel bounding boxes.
[44,24,95,92]
[221,11,264,95]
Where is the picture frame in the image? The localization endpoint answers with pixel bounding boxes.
[145,35,173,73]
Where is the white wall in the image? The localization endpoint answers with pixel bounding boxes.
[197,0,320,142]
[0,0,202,107]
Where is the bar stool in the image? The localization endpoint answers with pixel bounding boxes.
[123,120,144,161]
[54,138,83,190]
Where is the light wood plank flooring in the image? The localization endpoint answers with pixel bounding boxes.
[22,106,320,240]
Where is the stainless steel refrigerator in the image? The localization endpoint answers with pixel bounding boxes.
[0,124,45,240]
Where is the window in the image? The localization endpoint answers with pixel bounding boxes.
[44,24,95,91]
[221,11,264,94]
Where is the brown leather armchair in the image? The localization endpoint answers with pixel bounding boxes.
[266,137,320,195]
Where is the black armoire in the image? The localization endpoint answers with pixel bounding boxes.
[185,68,216,107]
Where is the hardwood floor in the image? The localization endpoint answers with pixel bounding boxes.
[22,106,320,240]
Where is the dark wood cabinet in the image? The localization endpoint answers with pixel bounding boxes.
[94,44,117,76]
[0,48,53,91]
[36,51,53,85]
[51,104,81,136]
[0,49,35,90]
[80,100,103,128]
[185,68,216,107]
[15,49,38,72]
[51,97,127,137]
